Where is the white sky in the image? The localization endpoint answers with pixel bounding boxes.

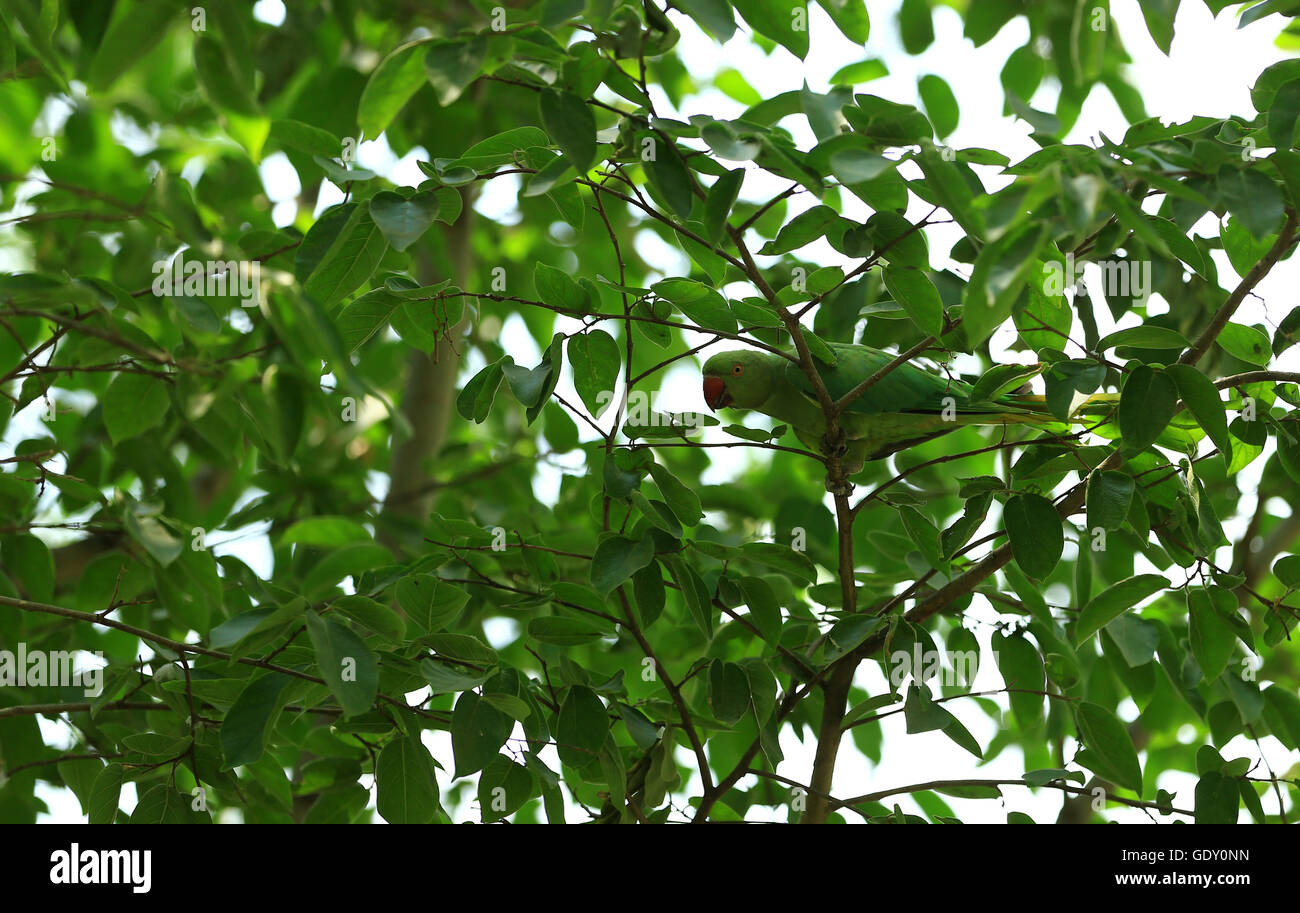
[11,0,1298,823]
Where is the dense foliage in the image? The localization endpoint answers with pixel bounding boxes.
[1,0,1299,824]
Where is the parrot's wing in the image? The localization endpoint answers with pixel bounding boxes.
[781,343,988,416]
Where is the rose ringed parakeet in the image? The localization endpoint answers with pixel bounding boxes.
[701,344,1114,476]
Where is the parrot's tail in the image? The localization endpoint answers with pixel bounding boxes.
[1002,392,1120,421]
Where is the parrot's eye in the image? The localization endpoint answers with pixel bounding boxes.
[732,364,744,375]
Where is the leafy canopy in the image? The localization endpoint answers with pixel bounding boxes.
[1,0,1299,825]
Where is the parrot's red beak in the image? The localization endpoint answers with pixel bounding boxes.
[703,375,731,410]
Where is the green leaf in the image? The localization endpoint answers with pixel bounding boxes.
[969,365,1042,405]
[1023,768,1080,787]
[295,203,355,281]
[123,509,182,567]
[1194,771,1239,824]
[421,659,491,695]
[676,0,738,40]
[282,516,371,547]
[451,690,512,777]
[590,534,655,595]
[375,736,441,823]
[502,355,554,409]
[1273,307,1300,356]
[882,265,944,337]
[518,334,564,425]
[1086,470,1135,532]
[705,169,744,243]
[1075,575,1169,644]
[540,89,596,173]
[708,660,752,726]
[523,154,576,197]
[456,358,506,423]
[2,533,54,602]
[941,491,993,558]
[1187,586,1238,682]
[663,553,714,636]
[1263,685,1300,749]
[829,147,893,185]
[528,616,606,646]
[899,0,935,53]
[88,763,125,824]
[271,119,341,157]
[304,610,378,718]
[900,505,942,569]
[221,672,293,768]
[903,684,982,758]
[740,541,818,584]
[1119,365,1178,454]
[631,564,666,628]
[103,373,170,444]
[1104,614,1159,667]
[738,575,782,644]
[330,595,405,642]
[457,127,552,171]
[541,0,585,27]
[1216,323,1271,365]
[731,0,810,58]
[303,205,389,309]
[648,463,703,526]
[1275,554,1300,587]
[830,58,889,85]
[1001,44,1044,104]
[314,156,377,185]
[1165,364,1233,465]
[917,74,958,138]
[358,38,434,136]
[478,756,536,822]
[121,732,191,757]
[817,0,870,43]
[535,261,589,313]
[131,783,193,823]
[1074,701,1143,793]
[1215,164,1284,239]
[1003,493,1062,580]
[424,37,487,107]
[761,205,840,254]
[639,131,695,216]
[426,633,499,667]
[915,147,982,237]
[193,34,260,115]
[368,191,438,251]
[394,575,467,634]
[89,0,181,91]
[993,631,1045,726]
[653,278,737,333]
[1096,326,1188,351]
[962,222,1046,347]
[824,615,885,663]
[335,287,402,352]
[556,686,608,769]
[1268,78,1300,149]
[568,330,620,417]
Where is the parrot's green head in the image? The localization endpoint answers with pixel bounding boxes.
[701,349,778,412]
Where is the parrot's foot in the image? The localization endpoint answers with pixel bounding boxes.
[820,434,849,458]
[824,475,855,497]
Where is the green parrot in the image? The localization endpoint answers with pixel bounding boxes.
[701,344,1115,476]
